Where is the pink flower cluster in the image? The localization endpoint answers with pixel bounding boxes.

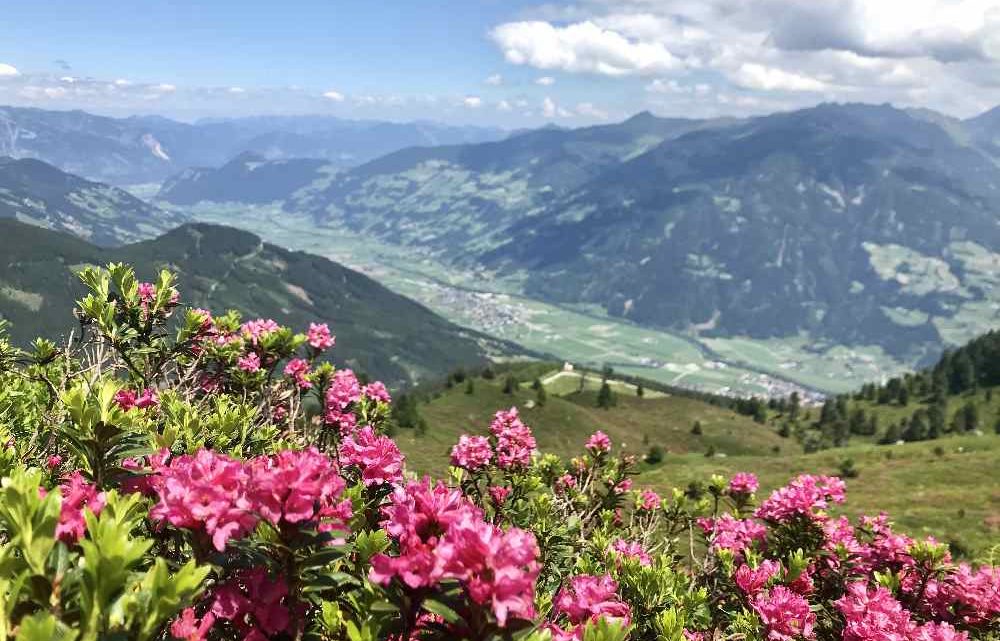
[240,318,280,345]
[370,478,539,627]
[205,567,293,641]
[547,574,631,640]
[283,357,312,389]
[489,407,536,469]
[734,560,781,595]
[324,368,362,433]
[307,322,335,350]
[450,435,493,471]
[697,513,768,555]
[150,448,351,551]
[338,426,405,486]
[55,472,106,543]
[754,474,846,522]
[637,488,661,511]
[237,352,261,373]
[114,387,159,411]
[609,538,651,566]
[750,586,816,640]
[836,582,969,641]
[728,472,759,496]
[585,430,612,453]
[362,381,392,403]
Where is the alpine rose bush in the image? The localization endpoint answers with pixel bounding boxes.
[0,262,996,641]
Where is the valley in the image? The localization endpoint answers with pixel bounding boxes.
[182,203,905,397]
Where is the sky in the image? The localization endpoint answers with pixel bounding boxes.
[3,0,1000,126]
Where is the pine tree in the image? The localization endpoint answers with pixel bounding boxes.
[502,375,517,395]
[597,381,615,409]
[691,421,703,435]
[636,383,644,398]
[531,378,542,391]
[465,378,475,395]
[788,391,801,421]
[536,385,547,407]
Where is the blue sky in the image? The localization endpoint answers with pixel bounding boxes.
[2,0,999,125]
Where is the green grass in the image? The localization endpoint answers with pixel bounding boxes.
[395,366,1000,558]
[394,370,793,477]
[641,435,1000,558]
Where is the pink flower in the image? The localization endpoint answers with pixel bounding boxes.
[307,322,335,350]
[555,474,577,494]
[283,358,312,389]
[46,455,62,470]
[370,478,483,589]
[697,514,767,555]
[637,488,661,511]
[728,472,760,496]
[325,369,362,430]
[247,448,351,536]
[437,516,540,626]
[613,478,633,494]
[136,387,159,409]
[609,538,651,566]
[450,435,493,471]
[362,381,392,403]
[914,622,970,641]
[240,318,280,345]
[149,449,258,551]
[751,586,815,640]
[734,560,781,596]
[210,567,291,637]
[170,608,215,641]
[489,407,536,469]
[755,474,846,522]
[237,352,261,373]
[138,282,156,305]
[554,574,631,626]
[338,426,405,486]
[115,389,137,411]
[489,485,512,505]
[836,582,915,641]
[55,471,106,543]
[585,430,612,453]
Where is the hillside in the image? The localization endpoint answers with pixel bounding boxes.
[393,363,794,476]
[157,152,332,205]
[0,106,505,184]
[0,157,184,245]
[395,354,1000,556]
[0,220,498,386]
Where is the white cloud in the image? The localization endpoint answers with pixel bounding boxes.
[463,95,483,108]
[485,74,503,86]
[229,86,246,94]
[541,96,573,118]
[113,78,130,86]
[535,76,555,86]
[0,63,19,77]
[576,102,609,119]
[733,63,829,92]
[491,20,681,76]
[497,99,512,111]
[488,0,1000,117]
[153,83,176,93]
[322,90,345,102]
[59,76,76,83]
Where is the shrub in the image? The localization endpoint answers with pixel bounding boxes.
[0,263,995,640]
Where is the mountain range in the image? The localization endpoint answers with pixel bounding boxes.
[156,103,1000,367]
[0,220,495,386]
[0,106,505,185]
[0,157,183,245]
